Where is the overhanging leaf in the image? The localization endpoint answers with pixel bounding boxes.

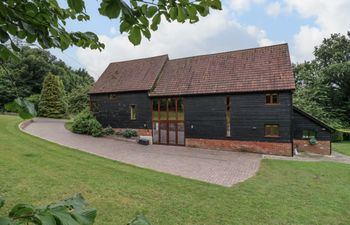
[99,0,121,19]
[9,204,35,218]
[5,98,37,119]
[10,41,20,52]
[0,28,9,42]
[67,0,85,13]
[70,208,96,225]
[139,16,149,27]
[210,0,222,10]
[50,206,80,225]
[0,44,19,62]
[120,21,131,33]
[1,194,95,225]
[17,98,37,117]
[34,213,56,225]
[127,214,151,225]
[128,26,141,45]
[0,217,12,225]
[169,7,178,20]
[146,6,158,18]
[141,29,151,40]
[177,5,186,22]
[186,5,197,20]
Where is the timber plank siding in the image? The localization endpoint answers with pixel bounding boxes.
[185,95,227,139]
[293,109,331,140]
[185,92,293,142]
[90,92,152,129]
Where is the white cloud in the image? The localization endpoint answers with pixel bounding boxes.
[286,0,350,62]
[245,25,275,46]
[259,38,275,46]
[266,2,281,17]
[292,25,323,62]
[229,0,265,11]
[109,27,117,35]
[77,9,273,79]
[229,0,252,11]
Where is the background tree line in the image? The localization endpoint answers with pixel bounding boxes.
[0,32,349,129]
[293,32,350,129]
[0,45,94,116]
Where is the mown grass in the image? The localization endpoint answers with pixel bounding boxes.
[1,115,350,224]
[333,141,350,156]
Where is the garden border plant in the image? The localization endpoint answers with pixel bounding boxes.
[71,108,103,137]
[0,193,151,225]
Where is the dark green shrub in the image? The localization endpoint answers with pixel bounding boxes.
[90,120,103,137]
[103,125,115,136]
[72,109,103,137]
[122,129,138,138]
[332,131,344,142]
[67,85,91,115]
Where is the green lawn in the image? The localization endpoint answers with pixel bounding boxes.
[333,141,350,156]
[1,115,350,224]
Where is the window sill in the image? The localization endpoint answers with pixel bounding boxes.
[264,135,280,138]
[265,103,280,106]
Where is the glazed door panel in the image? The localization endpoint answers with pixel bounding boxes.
[152,97,185,146]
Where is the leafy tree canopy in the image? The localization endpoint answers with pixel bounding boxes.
[0,46,94,109]
[0,0,221,62]
[294,32,350,128]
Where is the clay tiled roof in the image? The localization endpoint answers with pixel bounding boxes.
[91,44,295,95]
[89,55,168,94]
[150,44,295,96]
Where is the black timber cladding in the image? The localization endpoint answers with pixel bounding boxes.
[292,107,332,140]
[184,91,293,142]
[90,92,152,129]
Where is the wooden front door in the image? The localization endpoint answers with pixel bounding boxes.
[152,97,184,145]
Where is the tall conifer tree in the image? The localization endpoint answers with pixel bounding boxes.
[38,73,66,118]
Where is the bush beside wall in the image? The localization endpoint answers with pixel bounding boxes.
[71,109,103,137]
[332,131,344,142]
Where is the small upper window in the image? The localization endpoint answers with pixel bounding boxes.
[130,105,136,120]
[109,94,117,100]
[265,124,279,137]
[266,93,278,104]
[302,130,316,139]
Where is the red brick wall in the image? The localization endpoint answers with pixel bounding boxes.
[293,139,331,155]
[186,138,292,156]
[113,128,152,136]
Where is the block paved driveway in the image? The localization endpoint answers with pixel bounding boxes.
[22,118,262,187]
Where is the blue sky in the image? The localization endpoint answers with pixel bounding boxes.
[52,0,350,79]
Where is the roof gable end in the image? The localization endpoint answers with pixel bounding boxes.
[90,55,168,94]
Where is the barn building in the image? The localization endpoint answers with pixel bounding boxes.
[89,44,334,156]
